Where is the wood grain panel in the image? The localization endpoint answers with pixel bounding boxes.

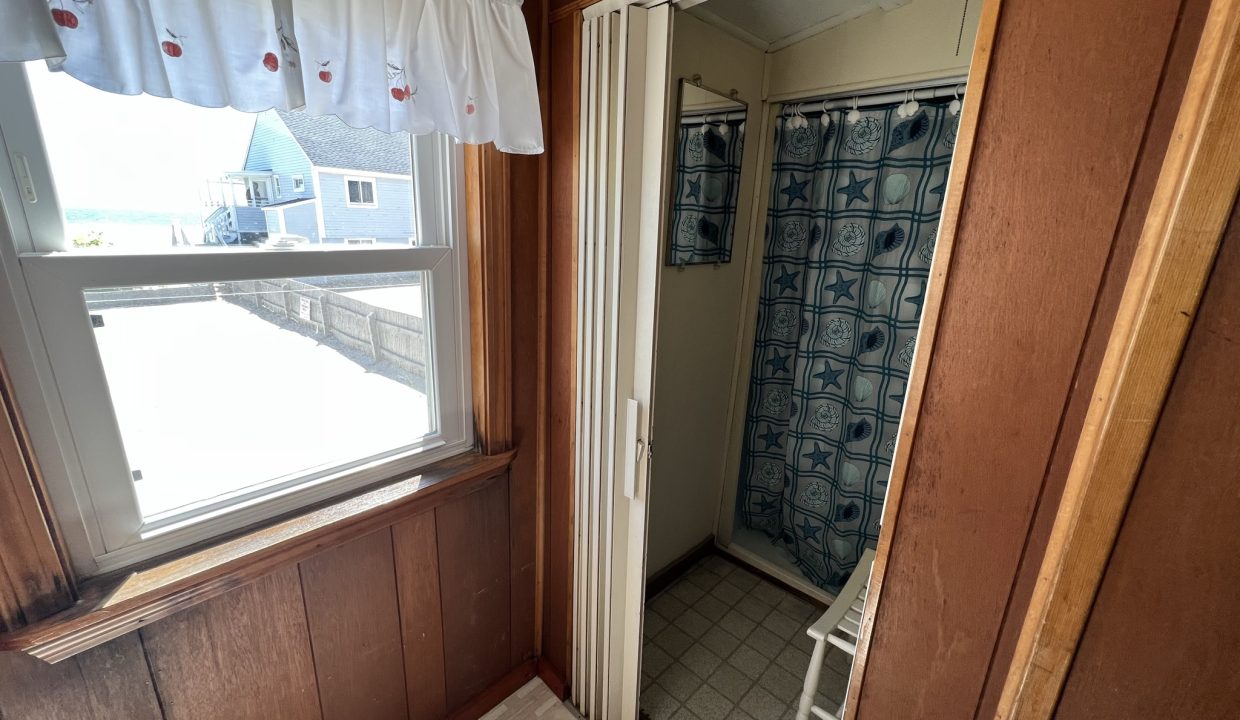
[437,479,512,711]
[0,357,72,632]
[3,451,511,664]
[854,0,1185,717]
[1056,200,1240,718]
[393,510,448,720]
[507,0,546,673]
[141,565,321,720]
[975,0,1211,714]
[542,11,581,690]
[0,632,160,720]
[298,530,407,720]
[465,144,513,457]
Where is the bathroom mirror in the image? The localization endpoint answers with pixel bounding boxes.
[665,79,747,266]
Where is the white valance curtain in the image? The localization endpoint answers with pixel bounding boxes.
[0,0,543,154]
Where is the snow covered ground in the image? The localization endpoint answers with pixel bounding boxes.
[90,298,429,518]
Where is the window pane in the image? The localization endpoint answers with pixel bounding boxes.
[84,271,432,519]
[25,63,418,250]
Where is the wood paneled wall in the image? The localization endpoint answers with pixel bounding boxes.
[973,0,1212,714]
[1054,200,1240,718]
[855,0,1211,717]
[0,359,72,632]
[542,0,584,691]
[0,473,533,720]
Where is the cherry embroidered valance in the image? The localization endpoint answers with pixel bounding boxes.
[1,0,543,153]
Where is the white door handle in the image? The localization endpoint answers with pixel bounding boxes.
[623,398,640,500]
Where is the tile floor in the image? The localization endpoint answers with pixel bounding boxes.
[640,554,853,720]
[482,678,582,720]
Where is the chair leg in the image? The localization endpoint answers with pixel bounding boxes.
[797,637,828,720]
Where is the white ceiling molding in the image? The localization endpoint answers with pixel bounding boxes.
[765,3,879,52]
[686,0,913,52]
[685,6,769,50]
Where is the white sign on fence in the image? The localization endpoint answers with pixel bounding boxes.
[299,296,311,321]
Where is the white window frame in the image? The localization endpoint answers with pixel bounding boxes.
[345,175,378,208]
[292,174,305,192]
[0,63,473,577]
[344,237,377,245]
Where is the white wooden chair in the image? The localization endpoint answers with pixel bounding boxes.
[796,548,876,720]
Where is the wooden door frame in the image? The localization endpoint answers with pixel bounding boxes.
[841,0,1003,714]
[995,1,1240,716]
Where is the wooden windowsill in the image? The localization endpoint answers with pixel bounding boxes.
[0,450,514,664]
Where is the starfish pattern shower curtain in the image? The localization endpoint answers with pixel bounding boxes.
[738,99,959,589]
[666,113,745,265]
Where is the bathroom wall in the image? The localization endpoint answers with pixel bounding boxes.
[766,0,981,101]
[646,12,765,578]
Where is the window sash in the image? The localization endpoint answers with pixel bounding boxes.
[346,177,378,207]
[21,246,468,569]
[0,64,472,575]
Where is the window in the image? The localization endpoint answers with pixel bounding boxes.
[293,175,305,192]
[273,176,282,198]
[346,176,378,207]
[0,62,471,576]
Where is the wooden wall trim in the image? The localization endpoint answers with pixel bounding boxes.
[841,0,1001,714]
[550,0,597,24]
[466,145,515,455]
[974,0,1212,713]
[0,356,73,632]
[853,0,1196,715]
[542,8,583,692]
[996,3,1240,716]
[447,658,538,720]
[0,451,512,664]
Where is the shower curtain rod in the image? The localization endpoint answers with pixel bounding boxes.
[785,76,968,113]
[681,109,746,122]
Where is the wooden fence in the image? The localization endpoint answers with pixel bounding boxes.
[223,278,426,387]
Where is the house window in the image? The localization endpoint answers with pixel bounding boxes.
[345,237,377,245]
[346,177,378,207]
[293,175,305,192]
[273,176,282,197]
[0,62,470,576]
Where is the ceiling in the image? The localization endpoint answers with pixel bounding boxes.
[687,0,904,51]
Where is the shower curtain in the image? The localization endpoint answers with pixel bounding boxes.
[667,114,746,264]
[738,99,959,590]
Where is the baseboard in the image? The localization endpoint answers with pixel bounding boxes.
[537,657,569,700]
[721,542,834,608]
[447,658,538,720]
[646,536,715,599]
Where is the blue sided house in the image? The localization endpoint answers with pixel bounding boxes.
[203,110,414,246]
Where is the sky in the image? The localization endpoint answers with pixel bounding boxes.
[25,61,257,217]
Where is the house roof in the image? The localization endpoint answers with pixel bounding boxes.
[275,110,412,176]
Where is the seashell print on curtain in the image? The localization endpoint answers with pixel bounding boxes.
[666,114,745,265]
[738,100,960,590]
